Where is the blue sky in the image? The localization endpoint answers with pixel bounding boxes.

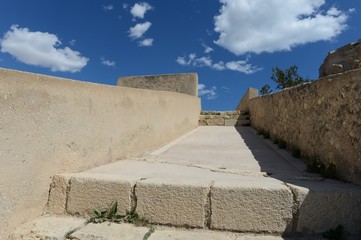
[0,0,360,110]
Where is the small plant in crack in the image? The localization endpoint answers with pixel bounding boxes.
[89,201,150,226]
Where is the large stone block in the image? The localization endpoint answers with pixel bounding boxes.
[211,178,293,233]
[136,178,210,227]
[225,119,238,126]
[46,174,72,214]
[288,181,361,234]
[67,173,135,217]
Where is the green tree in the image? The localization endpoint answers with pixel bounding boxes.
[260,84,272,95]
[271,65,308,89]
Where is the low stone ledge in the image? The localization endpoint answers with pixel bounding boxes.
[211,178,293,233]
[136,178,210,228]
[66,173,135,217]
[288,181,361,235]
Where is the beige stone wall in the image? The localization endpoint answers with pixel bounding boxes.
[236,87,259,112]
[0,68,200,238]
[118,73,198,97]
[249,69,361,185]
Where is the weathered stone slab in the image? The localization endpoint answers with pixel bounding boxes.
[136,178,210,228]
[211,178,293,233]
[288,181,361,234]
[10,216,86,240]
[67,173,135,217]
[206,118,225,126]
[70,222,150,240]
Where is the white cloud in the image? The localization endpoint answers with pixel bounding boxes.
[0,25,88,72]
[123,3,129,10]
[103,4,114,11]
[129,22,152,39]
[101,57,115,67]
[176,53,260,74]
[198,84,217,100]
[202,44,214,54]
[138,38,153,47]
[214,0,349,55]
[130,2,153,19]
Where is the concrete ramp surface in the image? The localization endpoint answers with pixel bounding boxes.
[12,126,361,239]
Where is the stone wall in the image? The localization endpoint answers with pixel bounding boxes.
[118,73,198,97]
[0,68,200,238]
[199,111,250,126]
[248,69,361,185]
[236,87,259,112]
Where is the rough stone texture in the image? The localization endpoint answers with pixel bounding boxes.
[149,228,285,240]
[288,181,361,234]
[0,68,200,238]
[66,173,135,217]
[136,178,210,228]
[319,39,361,77]
[9,216,86,240]
[70,223,150,240]
[46,174,72,214]
[211,178,293,233]
[117,73,198,96]
[236,87,259,111]
[248,69,361,185]
[199,111,250,126]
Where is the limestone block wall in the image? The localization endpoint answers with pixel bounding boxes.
[118,73,198,97]
[199,111,250,126]
[248,69,361,185]
[0,68,200,238]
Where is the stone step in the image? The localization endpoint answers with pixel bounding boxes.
[11,216,332,240]
[42,159,361,237]
[12,127,361,239]
[199,111,250,126]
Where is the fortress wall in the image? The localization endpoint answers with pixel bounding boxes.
[248,69,361,185]
[118,73,198,97]
[0,68,200,238]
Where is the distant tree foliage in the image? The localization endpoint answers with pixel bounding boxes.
[271,65,308,89]
[260,84,272,95]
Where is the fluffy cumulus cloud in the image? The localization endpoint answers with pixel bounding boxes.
[214,0,349,55]
[101,57,115,67]
[129,22,152,39]
[176,53,260,74]
[130,2,153,19]
[198,84,217,100]
[138,38,153,47]
[0,25,88,72]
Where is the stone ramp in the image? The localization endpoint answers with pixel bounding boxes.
[12,127,361,239]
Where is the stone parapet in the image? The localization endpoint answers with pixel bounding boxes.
[248,69,361,185]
